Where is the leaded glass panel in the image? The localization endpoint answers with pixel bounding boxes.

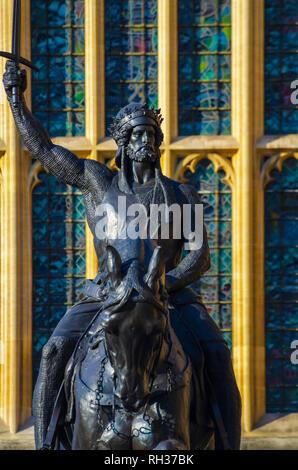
[105,0,158,132]
[265,0,298,134]
[265,157,298,412]
[31,0,85,137]
[183,159,232,350]
[178,0,231,135]
[32,172,86,384]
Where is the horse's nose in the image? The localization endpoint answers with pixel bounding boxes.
[119,375,148,410]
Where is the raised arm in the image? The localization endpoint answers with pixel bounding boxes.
[166,183,211,293]
[3,62,112,191]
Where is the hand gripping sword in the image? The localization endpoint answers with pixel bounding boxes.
[0,0,39,107]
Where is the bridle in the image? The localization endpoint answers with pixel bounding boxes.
[102,293,171,401]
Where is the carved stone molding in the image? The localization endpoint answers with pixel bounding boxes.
[260,151,298,188]
[0,139,6,157]
[27,160,49,192]
[174,152,235,188]
[105,156,118,172]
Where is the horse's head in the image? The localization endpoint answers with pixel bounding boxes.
[102,245,168,412]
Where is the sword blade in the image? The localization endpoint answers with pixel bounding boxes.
[0,0,39,70]
[11,0,21,107]
[12,0,20,64]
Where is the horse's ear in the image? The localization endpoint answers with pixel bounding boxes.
[106,245,122,288]
[144,246,165,293]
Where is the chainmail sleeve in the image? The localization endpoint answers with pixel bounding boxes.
[166,183,211,293]
[7,94,113,191]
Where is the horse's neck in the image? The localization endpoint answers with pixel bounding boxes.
[156,324,175,371]
[156,321,188,377]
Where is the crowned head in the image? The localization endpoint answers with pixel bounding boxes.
[109,103,164,167]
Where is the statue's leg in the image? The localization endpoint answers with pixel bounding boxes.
[170,301,242,450]
[32,335,77,449]
[32,297,102,449]
[201,339,241,450]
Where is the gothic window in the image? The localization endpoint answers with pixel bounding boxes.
[31,0,85,137]
[32,172,86,384]
[178,0,231,135]
[183,159,232,350]
[265,158,298,412]
[105,0,158,133]
[265,0,298,134]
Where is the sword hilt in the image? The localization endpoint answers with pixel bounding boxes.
[0,51,39,107]
[12,86,19,107]
[0,51,39,71]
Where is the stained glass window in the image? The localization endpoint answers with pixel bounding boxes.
[32,172,86,384]
[183,159,232,350]
[265,157,298,412]
[265,0,298,134]
[178,0,231,135]
[31,0,85,137]
[105,0,158,133]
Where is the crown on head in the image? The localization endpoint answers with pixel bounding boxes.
[109,103,164,141]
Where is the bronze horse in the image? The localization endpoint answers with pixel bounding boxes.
[50,246,215,450]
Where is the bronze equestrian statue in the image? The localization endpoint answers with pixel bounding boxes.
[3,61,241,450]
[65,244,214,450]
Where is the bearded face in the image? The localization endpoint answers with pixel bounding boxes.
[126,124,157,163]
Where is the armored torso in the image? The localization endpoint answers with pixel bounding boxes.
[92,173,184,274]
